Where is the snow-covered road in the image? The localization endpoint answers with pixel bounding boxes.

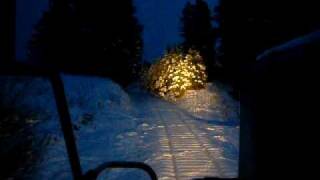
[129,88,239,180]
[2,76,239,179]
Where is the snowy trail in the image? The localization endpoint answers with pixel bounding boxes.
[130,90,239,179]
[7,77,238,179]
[153,107,224,179]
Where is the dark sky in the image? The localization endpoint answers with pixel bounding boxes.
[16,0,218,62]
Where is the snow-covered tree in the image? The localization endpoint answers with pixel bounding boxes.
[146,49,207,101]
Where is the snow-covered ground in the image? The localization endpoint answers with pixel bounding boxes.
[1,75,239,179]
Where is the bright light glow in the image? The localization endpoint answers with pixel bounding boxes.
[146,49,207,101]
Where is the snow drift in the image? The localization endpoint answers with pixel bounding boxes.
[1,75,136,179]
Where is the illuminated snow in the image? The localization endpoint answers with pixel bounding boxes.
[2,76,239,179]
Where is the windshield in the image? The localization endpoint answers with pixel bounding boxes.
[2,0,241,179]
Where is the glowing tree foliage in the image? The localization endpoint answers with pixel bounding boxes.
[146,49,207,101]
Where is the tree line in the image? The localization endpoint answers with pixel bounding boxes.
[29,0,143,86]
[29,0,320,88]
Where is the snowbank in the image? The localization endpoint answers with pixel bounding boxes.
[34,75,138,179]
[1,75,136,179]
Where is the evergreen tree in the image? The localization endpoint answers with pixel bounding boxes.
[29,0,143,86]
[28,0,77,68]
[74,0,143,85]
[181,0,216,79]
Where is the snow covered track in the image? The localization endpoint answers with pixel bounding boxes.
[4,77,238,179]
[134,93,239,180]
[155,109,223,179]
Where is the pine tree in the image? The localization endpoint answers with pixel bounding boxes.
[180,0,216,80]
[28,0,77,68]
[74,0,143,85]
[29,0,143,86]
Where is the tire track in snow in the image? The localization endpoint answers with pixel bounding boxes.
[129,90,238,179]
[155,109,179,180]
[150,100,228,180]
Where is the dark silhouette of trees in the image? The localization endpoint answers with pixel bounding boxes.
[29,0,143,86]
[180,0,217,80]
[213,0,320,98]
[28,0,77,67]
[74,0,143,85]
[215,0,320,74]
[212,0,243,87]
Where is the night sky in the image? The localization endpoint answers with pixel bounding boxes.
[16,0,218,62]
